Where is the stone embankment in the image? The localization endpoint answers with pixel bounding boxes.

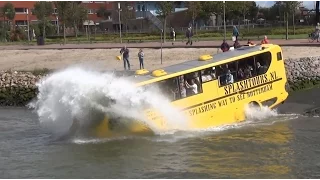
[0,71,44,106]
[284,56,320,91]
[1,56,320,106]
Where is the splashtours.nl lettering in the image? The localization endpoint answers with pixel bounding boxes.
[224,71,277,95]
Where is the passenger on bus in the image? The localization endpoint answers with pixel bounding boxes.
[237,68,245,80]
[244,65,252,78]
[185,79,198,95]
[201,69,213,82]
[225,70,234,84]
[233,40,241,49]
[247,39,255,45]
[220,40,230,52]
[180,81,187,98]
[257,62,267,75]
[261,36,269,44]
[211,68,216,79]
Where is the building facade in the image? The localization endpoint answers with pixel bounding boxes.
[0,1,112,27]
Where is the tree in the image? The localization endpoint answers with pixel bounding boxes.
[280,1,302,39]
[186,2,201,30]
[33,1,53,40]
[0,2,15,41]
[156,2,174,42]
[67,2,87,38]
[118,2,134,35]
[248,1,259,20]
[237,1,253,25]
[54,1,72,44]
[198,2,216,22]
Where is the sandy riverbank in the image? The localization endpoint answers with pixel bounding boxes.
[1,46,320,71]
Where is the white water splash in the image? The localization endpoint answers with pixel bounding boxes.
[28,67,187,137]
[244,104,278,121]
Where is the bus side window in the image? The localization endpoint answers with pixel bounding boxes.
[277,52,282,61]
[183,71,202,96]
[256,52,271,75]
[218,63,236,86]
[201,67,216,83]
[153,78,179,101]
[166,77,180,101]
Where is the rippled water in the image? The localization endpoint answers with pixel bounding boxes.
[1,87,320,178]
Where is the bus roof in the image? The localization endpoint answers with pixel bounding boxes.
[127,44,276,84]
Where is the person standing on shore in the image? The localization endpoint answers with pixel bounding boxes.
[170,27,176,45]
[120,46,130,70]
[232,26,239,41]
[186,27,193,45]
[138,49,144,69]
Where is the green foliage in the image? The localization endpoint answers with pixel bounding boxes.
[197,1,258,23]
[67,2,87,25]
[1,2,15,20]
[156,2,174,19]
[30,21,56,37]
[9,26,26,41]
[33,1,53,39]
[281,1,302,13]
[33,1,53,21]
[30,68,51,76]
[67,2,87,37]
[186,1,202,21]
[54,1,73,43]
[54,1,71,23]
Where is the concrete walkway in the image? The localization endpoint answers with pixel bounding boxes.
[0,39,318,50]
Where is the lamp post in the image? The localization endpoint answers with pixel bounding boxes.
[26,8,30,42]
[118,2,122,44]
[223,1,226,40]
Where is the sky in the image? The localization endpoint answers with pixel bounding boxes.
[255,1,315,9]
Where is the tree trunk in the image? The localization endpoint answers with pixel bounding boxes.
[63,23,66,45]
[192,17,195,31]
[163,17,166,43]
[43,21,46,40]
[125,22,128,35]
[192,10,195,30]
[74,21,78,39]
[292,11,295,35]
[3,16,5,42]
[94,23,96,40]
[285,12,288,40]
[244,14,248,32]
[85,26,88,40]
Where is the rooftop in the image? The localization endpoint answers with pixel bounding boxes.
[127,45,269,84]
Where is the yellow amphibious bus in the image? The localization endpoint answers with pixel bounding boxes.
[94,44,288,136]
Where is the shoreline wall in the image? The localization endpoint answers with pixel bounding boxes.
[1,56,320,106]
[284,56,320,91]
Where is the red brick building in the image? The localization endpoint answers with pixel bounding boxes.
[0,1,113,26]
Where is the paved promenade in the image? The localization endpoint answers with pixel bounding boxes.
[0,39,318,50]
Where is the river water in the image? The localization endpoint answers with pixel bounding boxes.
[1,87,320,178]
